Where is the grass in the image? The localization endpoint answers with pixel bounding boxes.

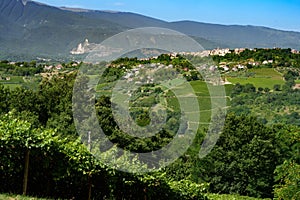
[132,94,157,107]
[198,97,212,111]
[199,110,212,123]
[0,76,24,83]
[0,75,42,90]
[165,81,229,125]
[0,76,24,89]
[190,81,210,96]
[96,82,115,97]
[226,68,285,89]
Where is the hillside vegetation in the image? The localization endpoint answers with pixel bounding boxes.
[0,49,299,199]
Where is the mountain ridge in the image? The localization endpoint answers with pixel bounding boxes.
[1,0,300,61]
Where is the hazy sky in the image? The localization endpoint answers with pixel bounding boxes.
[37,0,300,32]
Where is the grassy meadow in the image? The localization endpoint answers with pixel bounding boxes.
[226,68,284,89]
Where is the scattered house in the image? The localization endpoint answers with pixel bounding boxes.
[263,60,273,65]
[237,64,246,69]
[183,67,189,72]
[291,49,299,54]
[180,48,232,57]
[170,54,177,59]
[44,65,53,70]
[224,66,229,71]
[234,48,246,54]
[6,77,11,81]
[248,61,259,66]
[56,64,63,70]
[220,65,229,71]
[139,58,150,61]
[191,50,210,57]
[209,48,231,56]
[232,67,238,72]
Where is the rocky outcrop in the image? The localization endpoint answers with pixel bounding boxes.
[70,39,98,55]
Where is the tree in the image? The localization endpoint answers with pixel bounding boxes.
[38,72,77,134]
[0,112,47,195]
[273,84,281,91]
[274,125,300,200]
[274,160,300,200]
[199,114,279,198]
[264,87,270,93]
[284,70,298,82]
[0,84,10,114]
[0,112,109,199]
[243,83,256,93]
[231,83,244,96]
[258,87,264,92]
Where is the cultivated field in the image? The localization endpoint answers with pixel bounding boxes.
[226,68,284,89]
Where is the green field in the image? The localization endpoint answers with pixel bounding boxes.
[0,76,24,89]
[166,81,229,125]
[98,80,229,128]
[0,75,42,90]
[96,79,239,128]
[226,68,285,89]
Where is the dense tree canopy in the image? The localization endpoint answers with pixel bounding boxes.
[199,114,279,198]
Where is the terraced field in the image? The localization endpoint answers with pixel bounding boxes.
[96,78,232,131]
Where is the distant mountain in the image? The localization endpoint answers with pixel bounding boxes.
[167,21,300,49]
[1,0,300,60]
[0,0,127,60]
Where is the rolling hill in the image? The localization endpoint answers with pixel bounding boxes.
[1,0,300,60]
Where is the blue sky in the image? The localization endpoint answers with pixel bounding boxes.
[37,0,300,32]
